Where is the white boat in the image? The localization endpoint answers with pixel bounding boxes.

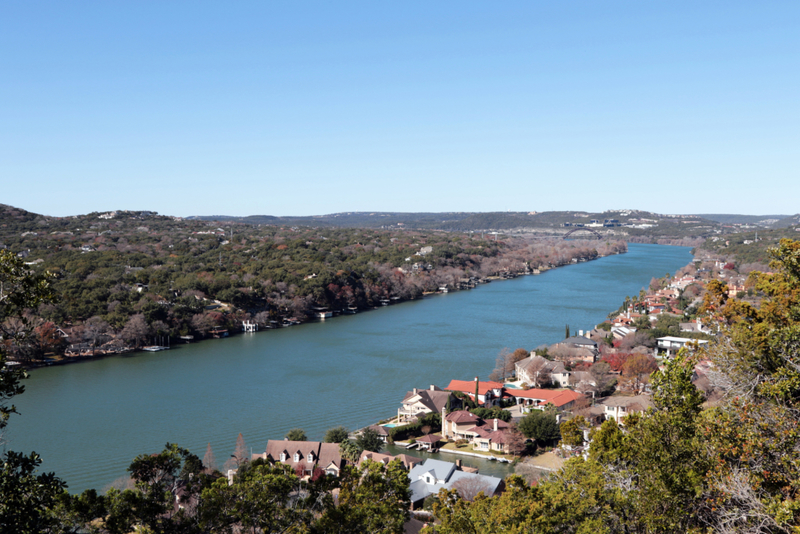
[142,346,169,352]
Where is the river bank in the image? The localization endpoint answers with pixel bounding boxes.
[18,248,628,371]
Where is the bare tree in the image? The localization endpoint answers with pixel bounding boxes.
[622,353,659,394]
[121,314,150,348]
[505,425,527,456]
[490,347,520,381]
[203,442,217,473]
[83,316,109,355]
[223,432,248,473]
[452,475,493,502]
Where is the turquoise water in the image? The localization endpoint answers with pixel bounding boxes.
[382,424,399,428]
[7,243,693,492]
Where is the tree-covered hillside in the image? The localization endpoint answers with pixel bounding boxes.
[0,204,625,362]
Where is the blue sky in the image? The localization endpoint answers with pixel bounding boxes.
[2,2,798,217]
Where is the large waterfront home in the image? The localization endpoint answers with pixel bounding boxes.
[515,354,571,387]
[253,440,345,477]
[444,378,585,412]
[441,410,514,453]
[444,378,506,407]
[510,388,585,411]
[397,385,457,423]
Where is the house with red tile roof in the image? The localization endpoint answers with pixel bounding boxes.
[508,388,584,411]
[444,378,506,406]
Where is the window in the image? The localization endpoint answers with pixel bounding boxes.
[307,453,313,462]
[294,453,300,462]
[280,453,286,462]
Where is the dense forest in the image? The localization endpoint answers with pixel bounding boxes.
[0,204,625,362]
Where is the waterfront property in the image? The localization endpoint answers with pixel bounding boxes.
[253,440,345,477]
[11,243,694,492]
[444,379,506,406]
[511,388,584,411]
[515,354,571,387]
[397,385,456,424]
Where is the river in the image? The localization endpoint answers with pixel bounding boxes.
[6,243,693,492]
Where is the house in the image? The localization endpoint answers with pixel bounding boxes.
[397,385,456,423]
[508,388,585,412]
[407,459,504,509]
[441,410,512,450]
[669,276,698,291]
[515,355,571,387]
[442,410,484,440]
[611,326,636,340]
[254,440,345,477]
[656,336,710,357]
[680,321,710,335]
[470,418,514,454]
[357,451,422,471]
[444,379,506,406]
[553,335,599,363]
[568,371,598,394]
[600,395,652,423]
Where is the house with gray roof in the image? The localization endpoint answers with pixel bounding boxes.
[407,458,504,508]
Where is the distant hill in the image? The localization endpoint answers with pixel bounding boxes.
[693,214,791,226]
[186,209,728,241]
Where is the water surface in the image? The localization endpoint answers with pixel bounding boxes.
[8,243,693,492]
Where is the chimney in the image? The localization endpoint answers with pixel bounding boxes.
[430,385,435,391]
[578,330,583,337]
[494,418,498,431]
[441,406,447,438]
[413,388,417,395]
[455,459,462,469]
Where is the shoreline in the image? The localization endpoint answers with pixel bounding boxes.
[22,248,627,371]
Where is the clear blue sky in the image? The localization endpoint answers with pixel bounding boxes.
[2,2,798,217]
